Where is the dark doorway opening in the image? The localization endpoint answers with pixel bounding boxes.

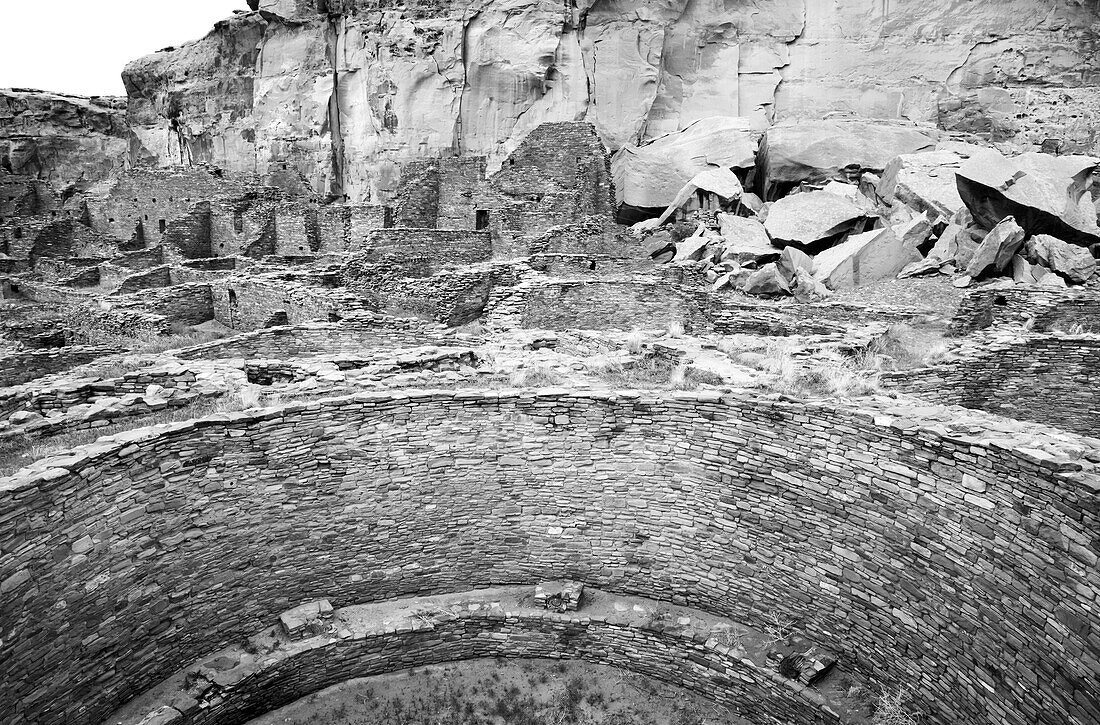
[383,206,395,229]
[475,209,490,230]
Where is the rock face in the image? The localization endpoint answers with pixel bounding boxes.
[122,1,1100,204]
[0,90,128,219]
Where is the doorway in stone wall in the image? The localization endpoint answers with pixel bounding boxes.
[476,209,489,230]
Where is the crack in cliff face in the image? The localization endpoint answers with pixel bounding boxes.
[770,0,807,124]
[326,14,347,201]
[453,8,484,154]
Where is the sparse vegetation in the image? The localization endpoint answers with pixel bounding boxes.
[510,363,563,387]
[871,686,919,725]
[861,323,948,371]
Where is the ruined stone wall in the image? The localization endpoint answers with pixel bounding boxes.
[113,265,173,294]
[1,392,1096,725]
[394,160,440,228]
[882,334,1100,435]
[212,276,367,330]
[115,594,842,725]
[0,345,122,387]
[490,278,707,332]
[112,283,215,326]
[175,317,469,360]
[316,203,390,253]
[350,228,493,267]
[351,263,521,325]
[437,156,489,229]
[949,286,1100,335]
[164,202,214,259]
[85,168,254,248]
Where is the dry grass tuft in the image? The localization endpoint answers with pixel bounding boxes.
[510,364,562,387]
[863,323,948,370]
[624,330,647,354]
[872,687,919,725]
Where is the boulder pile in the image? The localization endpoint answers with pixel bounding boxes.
[630,117,1099,298]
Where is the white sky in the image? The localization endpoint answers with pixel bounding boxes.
[0,1,239,97]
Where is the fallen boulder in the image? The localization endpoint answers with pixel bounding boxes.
[812,227,921,290]
[791,267,831,302]
[957,149,1100,246]
[877,142,984,219]
[1024,234,1097,284]
[743,263,791,296]
[1011,255,1052,285]
[777,246,813,282]
[717,214,780,265]
[763,190,868,249]
[965,217,1026,279]
[758,119,938,198]
[672,230,713,262]
[612,116,764,219]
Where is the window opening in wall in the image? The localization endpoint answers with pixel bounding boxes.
[509,158,515,166]
[265,310,289,328]
[383,206,395,229]
[475,209,490,230]
[328,312,342,322]
[228,289,238,305]
[13,228,22,239]
[159,219,166,234]
[994,295,1008,306]
[233,210,244,234]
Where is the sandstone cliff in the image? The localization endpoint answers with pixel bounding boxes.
[0,89,128,189]
[123,0,1100,204]
[0,89,129,221]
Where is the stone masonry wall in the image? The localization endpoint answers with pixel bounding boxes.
[0,345,122,387]
[1,392,1096,725]
[176,317,471,360]
[112,590,848,725]
[882,334,1100,435]
[350,228,493,267]
[949,286,1100,335]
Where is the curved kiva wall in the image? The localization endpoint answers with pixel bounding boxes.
[111,589,849,725]
[1,392,1098,725]
[882,334,1100,435]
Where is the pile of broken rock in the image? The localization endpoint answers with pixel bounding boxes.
[635,129,1099,300]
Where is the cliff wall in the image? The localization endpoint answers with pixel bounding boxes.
[122,1,1100,203]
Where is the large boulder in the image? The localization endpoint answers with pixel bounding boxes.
[742,263,791,296]
[957,149,1100,246]
[758,120,938,198]
[965,217,1027,279]
[876,142,984,219]
[812,227,921,290]
[717,214,780,265]
[763,191,868,249]
[1024,234,1097,284]
[612,116,764,217]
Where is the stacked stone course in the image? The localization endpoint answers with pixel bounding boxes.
[1,391,1096,725]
